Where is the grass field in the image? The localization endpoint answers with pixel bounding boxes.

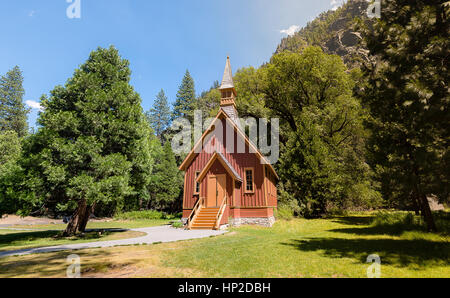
[0,211,448,278]
[10,218,174,231]
[0,219,173,252]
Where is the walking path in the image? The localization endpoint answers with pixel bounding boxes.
[0,226,226,258]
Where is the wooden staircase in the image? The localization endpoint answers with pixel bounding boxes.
[190,207,220,230]
[187,197,227,230]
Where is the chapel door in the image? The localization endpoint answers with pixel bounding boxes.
[206,174,226,207]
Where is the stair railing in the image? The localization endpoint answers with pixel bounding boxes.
[214,196,227,230]
[187,197,204,230]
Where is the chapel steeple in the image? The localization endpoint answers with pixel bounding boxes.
[219,56,237,108]
[218,57,238,122]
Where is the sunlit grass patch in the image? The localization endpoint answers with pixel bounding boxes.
[0,211,449,278]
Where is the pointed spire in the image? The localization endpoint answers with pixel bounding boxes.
[219,56,234,90]
[218,56,239,122]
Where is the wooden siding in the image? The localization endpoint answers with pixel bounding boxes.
[183,117,276,218]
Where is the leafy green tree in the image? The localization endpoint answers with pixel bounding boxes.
[172,70,196,122]
[148,141,183,211]
[263,47,380,216]
[0,130,22,215]
[0,66,29,137]
[147,89,171,140]
[234,67,271,119]
[359,0,449,231]
[21,46,153,235]
[196,80,221,119]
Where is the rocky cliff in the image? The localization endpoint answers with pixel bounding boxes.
[276,0,371,68]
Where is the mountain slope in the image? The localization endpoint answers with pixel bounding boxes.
[276,0,371,68]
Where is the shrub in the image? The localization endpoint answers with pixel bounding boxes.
[171,221,184,229]
[115,210,167,220]
[275,205,295,220]
[371,210,424,235]
[114,210,182,221]
[372,210,419,227]
[371,210,450,235]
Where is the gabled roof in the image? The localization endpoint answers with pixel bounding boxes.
[219,56,234,90]
[179,109,279,180]
[196,151,242,183]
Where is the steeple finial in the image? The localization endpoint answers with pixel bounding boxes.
[219,56,235,90]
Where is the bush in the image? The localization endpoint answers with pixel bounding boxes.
[372,211,419,228]
[115,210,169,220]
[171,221,184,229]
[371,210,450,235]
[433,211,450,236]
[275,205,295,221]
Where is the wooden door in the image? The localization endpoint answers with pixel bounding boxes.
[216,174,226,207]
[206,174,227,207]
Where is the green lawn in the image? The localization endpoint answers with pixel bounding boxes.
[10,218,173,231]
[162,215,449,278]
[0,218,173,252]
[0,212,448,278]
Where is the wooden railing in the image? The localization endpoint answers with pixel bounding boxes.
[187,197,204,230]
[214,197,227,230]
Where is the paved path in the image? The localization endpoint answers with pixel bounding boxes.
[0,226,226,258]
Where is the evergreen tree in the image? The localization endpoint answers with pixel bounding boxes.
[147,89,171,140]
[360,0,449,231]
[148,141,183,211]
[0,66,29,137]
[196,81,221,119]
[0,130,22,215]
[172,70,196,122]
[21,46,153,235]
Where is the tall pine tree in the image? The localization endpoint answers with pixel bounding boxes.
[172,70,196,122]
[360,0,449,231]
[147,89,171,140]
[0,66,29,137]
[148,141,183,211]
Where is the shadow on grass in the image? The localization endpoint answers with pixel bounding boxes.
[328,225,426,237]
[0,231,61,248]
[331,216,374,226]
[0,229,128,250]
[283,237,450,268]
[330,211,449,237]
[0,249,114,277]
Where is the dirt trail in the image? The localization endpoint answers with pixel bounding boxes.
[0,215,63,226]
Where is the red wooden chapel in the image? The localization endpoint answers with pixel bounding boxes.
[180,57,278,230]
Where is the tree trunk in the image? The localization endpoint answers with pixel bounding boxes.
[79,203,95,232]
[411,193,421,216]
[63,199,93,236]
[418,194,437,232]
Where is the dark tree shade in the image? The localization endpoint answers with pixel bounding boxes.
[360,0,449,231]
[148,141,183,211]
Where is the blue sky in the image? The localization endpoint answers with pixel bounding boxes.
[0,0,342,128]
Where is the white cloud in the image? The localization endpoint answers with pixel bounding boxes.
[28,10,37,17]
[26,100,43,111]
[330,0,345,11]
[280,25,300,37]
